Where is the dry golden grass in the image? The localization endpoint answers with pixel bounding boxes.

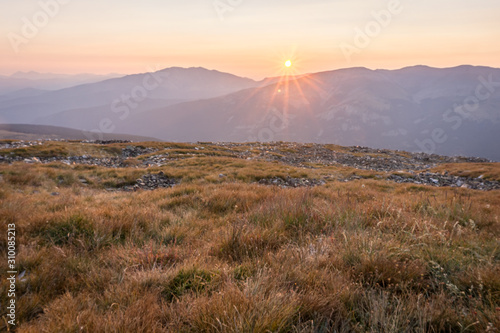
[0,141,499,332]
[430,163,500,181]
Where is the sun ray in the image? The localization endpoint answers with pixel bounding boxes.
[234,48,333,141]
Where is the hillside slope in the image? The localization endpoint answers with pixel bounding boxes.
[0,140,499,332]
[0,67,258,124]
[0,124,159,141]
[123,66,500,160]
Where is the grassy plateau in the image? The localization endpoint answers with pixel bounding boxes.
[0,140,499,332]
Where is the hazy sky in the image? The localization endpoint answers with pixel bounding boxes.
[1,0,499,79]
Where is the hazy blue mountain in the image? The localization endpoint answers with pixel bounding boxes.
[0,72,122,95]
[0,67,259,126]
[2,65,499,160]
[121,66,500,160]
[0,124,159,141]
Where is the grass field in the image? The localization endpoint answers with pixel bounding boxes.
[0,141,499,332]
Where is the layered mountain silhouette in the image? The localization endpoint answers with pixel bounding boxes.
[0,124,158,142]
[0,72,122,96]
[0,67,258,125]
[1,66,499,160]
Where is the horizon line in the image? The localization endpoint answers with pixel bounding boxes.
[2,63,499,82]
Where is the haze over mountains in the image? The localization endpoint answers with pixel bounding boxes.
[0,72,122,96]
[1,66,499,160]
[0,124,158,142]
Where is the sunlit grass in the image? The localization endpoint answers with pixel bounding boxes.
[0,141,499,332]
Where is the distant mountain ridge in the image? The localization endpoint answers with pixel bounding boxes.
[9,71,121,81]
[0,72,123,95]
[1,65,499,160]
[0,124,159,142]
[0,67,259,125]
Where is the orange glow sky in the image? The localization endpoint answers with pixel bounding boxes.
[1,0,499,79]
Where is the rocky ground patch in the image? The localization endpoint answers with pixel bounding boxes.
[234,143,490,172]
[121,145,158,158]
[257,176,326,188]
[117,172,178,191]
[1,140,499,191]
[0,140,44,150]
[388,172,500,190]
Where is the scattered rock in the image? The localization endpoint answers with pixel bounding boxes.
[388,172,500,191]
[0,140,44,150]
[245,143,491,172]
[258,177,325,188]
[142,154,172,167]
[83,140,132,145]
[122,146,157,158]
[1,140,498,191]
[127,172,178,191]
[1,141,493,173]
[23,157,41,164]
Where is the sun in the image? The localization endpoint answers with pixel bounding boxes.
[285,60,292,68]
